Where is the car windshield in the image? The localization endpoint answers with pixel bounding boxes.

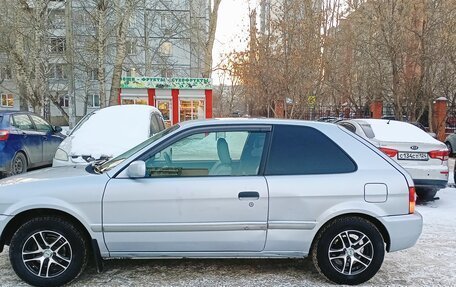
[95,124,179,173]
[69,111,95,136]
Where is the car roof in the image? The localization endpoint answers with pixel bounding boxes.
[0,111,32,116]
[176,118,337,129]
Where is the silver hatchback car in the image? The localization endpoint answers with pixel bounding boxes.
[0,119,422,286]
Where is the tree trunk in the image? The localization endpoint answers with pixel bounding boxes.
[109,0,135,106]
[202,0,222,78]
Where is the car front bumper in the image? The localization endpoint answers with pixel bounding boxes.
[0,214,12,253]
[380,212,423,252]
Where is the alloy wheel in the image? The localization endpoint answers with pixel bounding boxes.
[22,231,73,278]
[328,230,374,276]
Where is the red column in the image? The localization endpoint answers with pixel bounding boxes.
[432,97,447,142]
[172,89,179,124]
[147,89,155,106]
[205,89,213,119]
[370,100,383,119]
[117,88,122,105]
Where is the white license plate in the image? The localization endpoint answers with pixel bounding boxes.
[397,152,429,161]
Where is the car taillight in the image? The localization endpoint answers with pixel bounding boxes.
[379,147,398,157]
[0,130,9,141]
[409,186,416,214]
[428,149,449,161]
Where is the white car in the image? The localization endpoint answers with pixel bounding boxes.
[53,105,165,167]
[338,119,449,200]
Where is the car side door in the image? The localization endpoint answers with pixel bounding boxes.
[29,114,63,164]
[10,114,43,165]
[102,125,271,255]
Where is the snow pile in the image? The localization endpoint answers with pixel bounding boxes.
[363,119,440,144]
[70,105,159,159]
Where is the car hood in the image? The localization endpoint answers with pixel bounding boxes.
[0,165,100,187]
[59,133,147,160]
[0,166,109,216]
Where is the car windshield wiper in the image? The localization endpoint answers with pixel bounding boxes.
[92,159,109,174]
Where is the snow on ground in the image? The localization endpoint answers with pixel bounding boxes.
[0,163,455,286]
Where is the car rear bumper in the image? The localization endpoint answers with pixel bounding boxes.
[380,212,423,252]
[0,146,14,172]
[404,165,448,188]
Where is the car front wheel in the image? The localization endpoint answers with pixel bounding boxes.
[312,216,385,285]
[9,217,88,287]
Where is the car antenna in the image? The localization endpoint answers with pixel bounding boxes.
[387,119,391,124]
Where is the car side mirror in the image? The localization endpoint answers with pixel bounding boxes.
[54,126,63,133]
[127,161,146,178]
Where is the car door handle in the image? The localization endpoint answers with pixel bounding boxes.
[42,136,48,140]
[238,191,260,200]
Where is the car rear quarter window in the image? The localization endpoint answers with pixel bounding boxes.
[359,123,375,139]
[265,125,357,175]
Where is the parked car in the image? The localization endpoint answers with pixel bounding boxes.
[53,105,165,167]
[316,116,342,123]
[410,122,437,139]
[0,119,422,286]
[338,119,448,200]
[0,111,64,176]
[444,132,456,156]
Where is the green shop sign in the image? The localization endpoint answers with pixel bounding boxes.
[121,77,212,90]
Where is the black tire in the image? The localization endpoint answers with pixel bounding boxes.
[9,217,89,287]
[416,187,438,201]
[10,152,27,175]
[311,216,385,285]
[445,142,453,156]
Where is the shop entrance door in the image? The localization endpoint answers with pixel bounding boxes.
[156,100,172,127]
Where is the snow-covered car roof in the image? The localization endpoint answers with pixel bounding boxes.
[69,105,162,158]
[355,119,441,144]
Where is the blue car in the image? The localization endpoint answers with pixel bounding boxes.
[0,111,65,176]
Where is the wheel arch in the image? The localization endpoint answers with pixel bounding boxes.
[0,208,92,250]
[309,213,391,254]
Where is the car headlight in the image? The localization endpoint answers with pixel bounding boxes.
[54,148,69,161]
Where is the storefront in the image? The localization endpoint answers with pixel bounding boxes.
[119,77,212,126]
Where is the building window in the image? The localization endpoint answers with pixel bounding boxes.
[1,94,14,107]
[159,41,173,57]
[50,12,65,28]
[126,40,136,55]
[50,37,66,53]
[88,94,100,108]
[59,95,69,107]
[50,64,67,79]
[125,68,137,77]
[0,66,12,80]
[180,100,205,121]
[161,14,171,28]
[121,98,148,105]
[89,68,98,81]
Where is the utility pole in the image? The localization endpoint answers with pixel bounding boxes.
[65,0,77,128]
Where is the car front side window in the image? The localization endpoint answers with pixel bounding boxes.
[142,130,267,177]
[29,115,53,133]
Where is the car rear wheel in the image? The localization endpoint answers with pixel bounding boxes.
[10,152,27,175]
[416,187,438,201]
[9,217,88,287]
[312,216,385,285]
